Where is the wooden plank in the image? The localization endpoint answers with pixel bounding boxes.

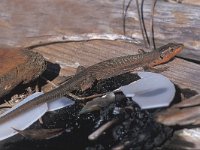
[33,40,200,93]
[164,0,200,6]
[0,0,199,61]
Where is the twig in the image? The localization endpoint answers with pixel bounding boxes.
[135,0,149,48]
[112,141,131,150]
[0,101,12,109]
[150,0,157,50]
[40,76,58,88]
[141,0,150,47]
[25,33,139,49]
[88,119,119,140]
[122,0,133,35]
[123,0,126,35]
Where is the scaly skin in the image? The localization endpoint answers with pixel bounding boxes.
[0,43,183,123]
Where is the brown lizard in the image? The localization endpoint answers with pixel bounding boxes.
[0,42,183,123]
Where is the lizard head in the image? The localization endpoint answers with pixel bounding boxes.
[150,43,184,66]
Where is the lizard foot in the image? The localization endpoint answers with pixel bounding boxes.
[143,66,169,73]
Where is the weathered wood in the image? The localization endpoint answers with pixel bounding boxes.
[164,0,200,6]
[0,0,199,61]
[155,94,200,126]
[162,128,200,150]
[0,48,46,99]
[33,40,200,93]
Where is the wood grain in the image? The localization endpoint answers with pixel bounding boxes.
[0,0,199,61]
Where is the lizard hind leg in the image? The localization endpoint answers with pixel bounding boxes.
[76,66,86,74]
[80,75,96,92]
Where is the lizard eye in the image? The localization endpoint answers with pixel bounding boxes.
[169,47,174,52]
[160,53,165,59]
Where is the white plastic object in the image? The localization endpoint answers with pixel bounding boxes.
[0,92,48,141]
[47,97,75,111]
[120,72,175,109]
[0,92,75,141]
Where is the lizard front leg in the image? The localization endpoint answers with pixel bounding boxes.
[79,74,97,91]
[143,65,168,73]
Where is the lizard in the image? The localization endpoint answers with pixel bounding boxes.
[0,42,183,124]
